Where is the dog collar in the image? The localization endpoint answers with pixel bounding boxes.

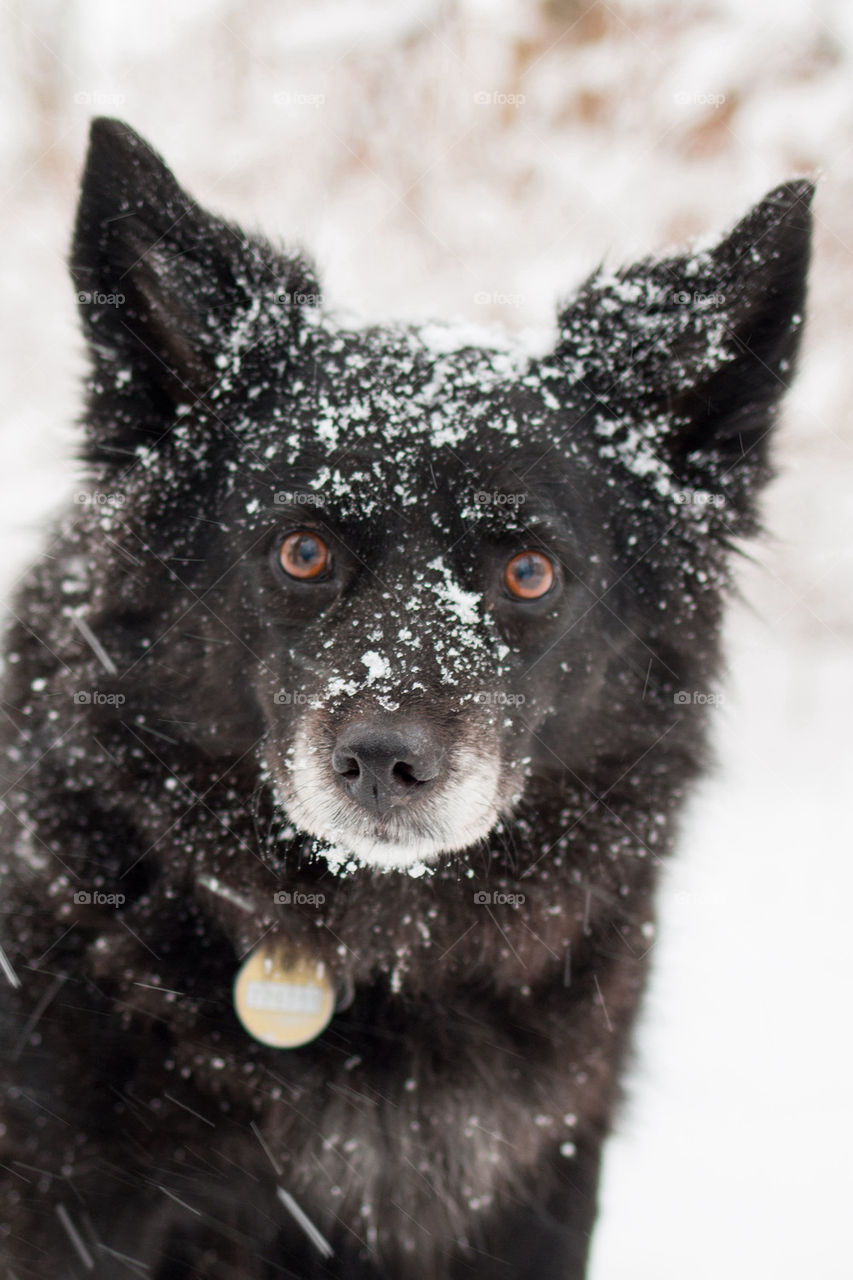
[233,945,335,1048]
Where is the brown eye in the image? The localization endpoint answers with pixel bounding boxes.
[504,551,555,600]
[279,531,330,580]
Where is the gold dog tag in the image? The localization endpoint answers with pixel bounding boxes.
[233,946,334,1048]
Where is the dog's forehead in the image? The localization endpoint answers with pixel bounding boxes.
[227,318,589,549]
[277,320,557,466]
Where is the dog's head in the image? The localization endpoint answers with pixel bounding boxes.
[70,120,812,870]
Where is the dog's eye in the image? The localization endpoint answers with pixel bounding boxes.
[278,531,330,580]
[504,551,555,600]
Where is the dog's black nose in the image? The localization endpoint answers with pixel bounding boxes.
[331,720,444,817]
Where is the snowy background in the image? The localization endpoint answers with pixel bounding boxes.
[1,0,851,1275]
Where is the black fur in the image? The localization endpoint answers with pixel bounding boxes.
[0,120,812,1278]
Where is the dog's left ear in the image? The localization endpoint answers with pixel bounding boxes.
[70,119,319,448]
[552,181,814,510]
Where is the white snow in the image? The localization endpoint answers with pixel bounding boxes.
[426,557,482,628]
[360,650,390,683]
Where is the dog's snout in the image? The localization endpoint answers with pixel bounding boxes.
[331,720,444,817]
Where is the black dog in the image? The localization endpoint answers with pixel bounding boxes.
[0,120,811,1279]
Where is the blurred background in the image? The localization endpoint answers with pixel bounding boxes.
[1,1,850,1275]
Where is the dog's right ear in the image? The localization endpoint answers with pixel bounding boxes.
[548,182,812,527]
[71,119,318,458]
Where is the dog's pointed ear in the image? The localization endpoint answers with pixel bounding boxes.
[551,181,814,513]
[71,119,318,442]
